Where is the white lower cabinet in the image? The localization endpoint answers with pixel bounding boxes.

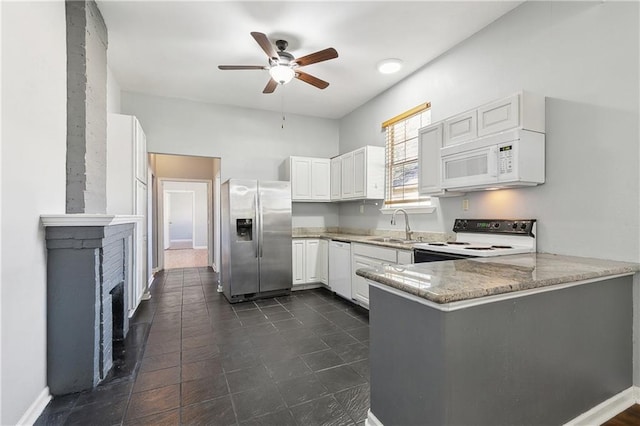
[292,239,328,288]
[351,243,413,309]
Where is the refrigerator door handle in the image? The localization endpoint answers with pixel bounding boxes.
[258,192,264,258]
[254,193,259,258]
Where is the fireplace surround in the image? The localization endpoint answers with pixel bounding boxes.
[42,215,142,395]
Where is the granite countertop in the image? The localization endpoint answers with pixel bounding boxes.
[292,232,446,250]
[356,253,640,304]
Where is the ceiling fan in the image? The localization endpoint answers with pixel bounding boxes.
[218,32,338,94]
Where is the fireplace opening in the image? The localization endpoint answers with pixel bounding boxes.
[111,282,125,342]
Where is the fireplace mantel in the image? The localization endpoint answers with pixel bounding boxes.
[41,213,143,227]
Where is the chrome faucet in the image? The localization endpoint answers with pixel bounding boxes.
[391,208,413,241]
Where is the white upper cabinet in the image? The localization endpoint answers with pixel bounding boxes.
[283,156,331,202]
[339,146,384,200]
[477,91,545,137]
[135,119,147,184]
[330,157,342,200]
[418,123,444,195]
[311,159,330,199]
[443,110,477,146]
[107,113,148,215]
[340,151,354,199]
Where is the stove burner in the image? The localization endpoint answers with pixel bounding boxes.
[465,247,494,251]
[491,245,513,249]
[448,241,470,245]
[428,242,446,246]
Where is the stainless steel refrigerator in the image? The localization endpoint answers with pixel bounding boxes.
[220,179,292,303]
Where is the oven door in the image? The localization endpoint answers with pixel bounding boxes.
[441,144,498,190]
[413,249,475,263]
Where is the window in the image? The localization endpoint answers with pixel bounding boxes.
[382,103,431,208]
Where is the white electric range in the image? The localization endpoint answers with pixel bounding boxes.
[413,219,536,262]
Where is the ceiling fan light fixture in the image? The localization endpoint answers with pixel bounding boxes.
[269,65,295,84]
[377,58,403,74]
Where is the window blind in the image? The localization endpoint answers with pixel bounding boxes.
[383,106,431,206]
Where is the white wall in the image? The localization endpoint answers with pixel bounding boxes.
[0,1,67,423]
[339,1,639,263]
[107,66,121,113]
[122,92,340,181]
[164,181,208,247]
[122,92,341,228]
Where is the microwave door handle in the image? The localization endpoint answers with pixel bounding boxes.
[489,146,498,177]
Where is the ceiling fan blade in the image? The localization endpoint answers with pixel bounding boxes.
[295,71,329,89]
[218,65,265,70]
[294,48,338,67]
[251,32,278,59]
[263,78,278,94]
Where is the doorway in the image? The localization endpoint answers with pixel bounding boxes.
[149,153,221,273]
[161,180,210,269]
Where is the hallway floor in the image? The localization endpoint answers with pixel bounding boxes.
[36,268,370,425]
[163,249,209,269]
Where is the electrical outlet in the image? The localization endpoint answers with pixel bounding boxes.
[462,199,469,211]
[360,205,364,214]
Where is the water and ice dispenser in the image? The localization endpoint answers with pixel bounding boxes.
[236,219,253,241]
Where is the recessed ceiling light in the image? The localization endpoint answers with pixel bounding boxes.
[377,58,403,74]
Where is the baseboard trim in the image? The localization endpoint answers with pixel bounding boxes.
[193,245,207,249]
[365,410,384,426]
[17,386,51,426]
[365,387,639,426]
[564,386,637,425]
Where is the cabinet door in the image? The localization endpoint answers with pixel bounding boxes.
[135,119,147,184]
[330,157,342,200]
[351,255,377,307]
[443,110,477,146]
[311,159,330,200]
[318,239,328,284]
[397,250,413,265]
[305,239,320,283]
[353,148,366,198]
[291,157,312,200]
[477,94,520,137]
[418,123,444,195]
[292,240,306,285]
[341,152,354,199]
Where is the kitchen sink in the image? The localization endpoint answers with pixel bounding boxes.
[369,237,417,244]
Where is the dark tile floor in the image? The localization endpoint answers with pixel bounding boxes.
[36,267,370,425]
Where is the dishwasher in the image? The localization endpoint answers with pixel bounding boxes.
[328,240,351,300]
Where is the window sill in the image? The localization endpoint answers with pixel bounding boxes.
[379,206,436,215]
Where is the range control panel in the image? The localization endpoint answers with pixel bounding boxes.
[453,219,536,236]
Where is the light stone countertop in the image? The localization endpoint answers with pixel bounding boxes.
[356,253,640,304]
[292,230,448,250]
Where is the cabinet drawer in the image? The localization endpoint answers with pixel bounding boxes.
[352,243,397,263]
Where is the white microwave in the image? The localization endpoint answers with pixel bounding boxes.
[440,129,544,191]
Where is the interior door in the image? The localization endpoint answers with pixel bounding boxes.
[167,191,194,248]
[258,181,292,292]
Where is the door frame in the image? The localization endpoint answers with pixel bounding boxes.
[157,178,213,270]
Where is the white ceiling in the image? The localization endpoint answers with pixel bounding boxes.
[98,1,522,119]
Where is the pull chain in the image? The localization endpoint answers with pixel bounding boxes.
[281,85,286,129]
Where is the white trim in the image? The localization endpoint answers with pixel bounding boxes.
[16,387,51,426]
[169,238,192,243]
[193,245,208,249]
[379,206,436,215]
[41,214,143,227]
[364,388,638,426]
[367,272,635,312]
[365,409,384,426]
[564,386,637,426]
